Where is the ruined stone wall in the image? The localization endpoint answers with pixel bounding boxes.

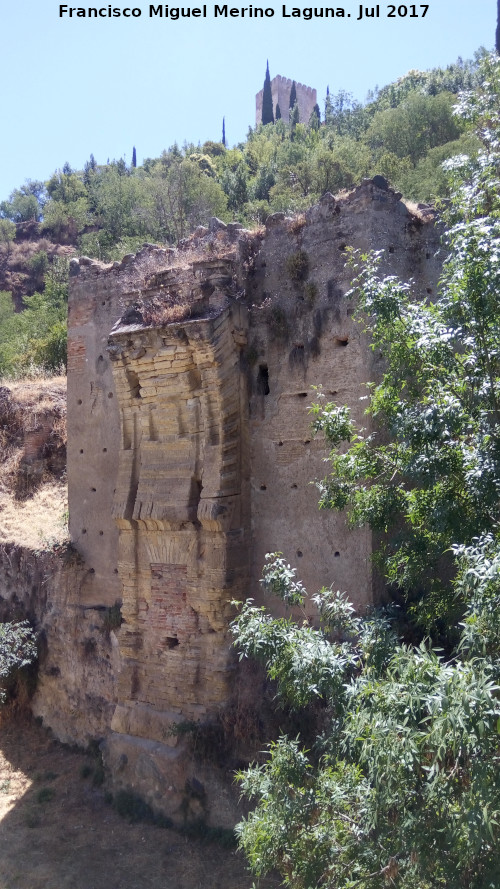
[0,543,118,745]
[256,75,317,124]
[62,182,442,822]
[246,188,441,613]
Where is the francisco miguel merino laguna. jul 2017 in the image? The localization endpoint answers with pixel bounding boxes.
[58,4,430,19]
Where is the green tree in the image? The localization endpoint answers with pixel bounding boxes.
[289,103,299,140]
[46,169,87,204]
[262,61,274,125]
[0,219,16,249]
[41,197,88,243]
[141,157,228,242]
[232,53,500,889]
[0,622,36,703]
[311,146,352,195]
[324,86,334,127]
[308,103,321,130]
[0,189,40,223]
[251,161,276,202]
[366,91,463,165]
[28,250,49,290]
[275,103,282,120]
[0,180,46,223]
[83,154,98,196]
[85,163,145,244]
[0,258,69,375]
[394,132,481,202]
[221,160,248,211]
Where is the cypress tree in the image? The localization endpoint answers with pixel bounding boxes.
[275,103,281,120]
[325,86,334,127]
[132,146,137,168]
[222,117,226,147]
[83,154,96,187]
[262,61,274,125]
[289,80,297,118]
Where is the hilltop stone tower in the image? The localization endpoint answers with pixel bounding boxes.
[256,74,317,125]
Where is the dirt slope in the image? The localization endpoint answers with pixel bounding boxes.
[0,715,281,889]
[0,376,67,549]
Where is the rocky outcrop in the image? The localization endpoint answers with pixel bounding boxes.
[0,543,118,744]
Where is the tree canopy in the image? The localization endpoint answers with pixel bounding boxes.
[0,52,486,259]
[232,52,500,889]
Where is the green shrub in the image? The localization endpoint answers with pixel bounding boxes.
[304,281,318,305]
[286,250,309,282]
[0,621,37,704]
[36,787,55,804]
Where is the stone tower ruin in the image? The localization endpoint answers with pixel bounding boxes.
[57,181,442,824]
[256,74,317,125]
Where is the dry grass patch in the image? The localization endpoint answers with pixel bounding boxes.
[6,374,66,412]
[0,375,67,547]
[0,480,68,549]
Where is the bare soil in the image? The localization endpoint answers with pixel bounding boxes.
[0,715,281,889]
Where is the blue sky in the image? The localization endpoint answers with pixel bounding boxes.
[1,1,495,200]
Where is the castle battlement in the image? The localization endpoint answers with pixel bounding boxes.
[273,74,316,95]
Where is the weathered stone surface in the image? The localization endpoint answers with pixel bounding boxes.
[103,731,241,826]
[59,186,444,819]
[265,212,286,227]
[208,217,227,233]
[0,544,118,745]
